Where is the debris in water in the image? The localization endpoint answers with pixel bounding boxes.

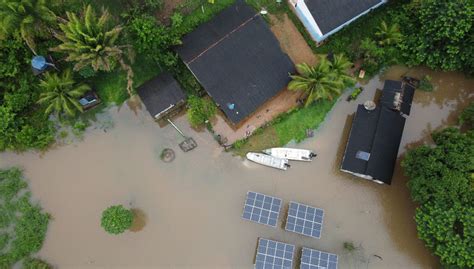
[160,148,175,162]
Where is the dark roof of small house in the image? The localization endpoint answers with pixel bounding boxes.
[341,105,406,184]
[380,80,415,115]
[137,72,186,118]
[304,0,384,35]
[176,1,295,124]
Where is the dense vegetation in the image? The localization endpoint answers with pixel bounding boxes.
[0,0,236,152]
[401,109,474,268]
[0,168,50,268]
[313,0,474,77]
[101,205,134,235]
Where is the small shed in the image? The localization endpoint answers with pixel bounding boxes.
[290,0,387,43]
[137,72,186,120]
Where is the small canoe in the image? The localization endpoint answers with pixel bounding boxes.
[246,152,290,170]
[262,148,316,162]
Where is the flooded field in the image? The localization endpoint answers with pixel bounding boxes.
[1,66,472,268]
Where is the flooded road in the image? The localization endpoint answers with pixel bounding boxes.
[1,66,472,268]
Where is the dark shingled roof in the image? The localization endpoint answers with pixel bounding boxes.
[176,2,295,124]
[137,72,186,119]
[304,0,384,35]
[341,105,406,184]
[380,80,415,115]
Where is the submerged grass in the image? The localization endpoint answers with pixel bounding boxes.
[0,168,50,268]
[232,99,336,156]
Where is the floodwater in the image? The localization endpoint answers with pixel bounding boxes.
[0,66,472,269]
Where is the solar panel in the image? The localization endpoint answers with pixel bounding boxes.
[285,201,324,238]
[300,247,338,269]
[255,238,295,269]
[242,191,282,227]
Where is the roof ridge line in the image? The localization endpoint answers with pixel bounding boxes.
[186,13,259,65]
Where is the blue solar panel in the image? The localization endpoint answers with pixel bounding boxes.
[300,247,338,269]
[255,238,295,269]
[285,201,324,238]
[243,191,282,227]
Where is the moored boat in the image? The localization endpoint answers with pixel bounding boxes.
[262,147,316,162]
[246,152,290,170]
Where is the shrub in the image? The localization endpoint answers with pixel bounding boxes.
[22,257,52,269]
[459,102,474,128]
[418,75,434,92]
[101,205,134,235]
[186,96,217,127]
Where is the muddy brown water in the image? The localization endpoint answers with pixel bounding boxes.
[1,66,472,268]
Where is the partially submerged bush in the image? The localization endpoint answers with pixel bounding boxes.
[459,102,474,128]
[101,205,134,235]
[418,75,434,92]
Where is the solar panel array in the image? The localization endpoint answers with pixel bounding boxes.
[255,238,295,269]
[285,201,324,238]
[300,247,338,269]
[243,191,282,227]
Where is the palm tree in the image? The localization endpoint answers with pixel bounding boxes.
[52,5,134,96]
[331,54,356,88]
[288,58,344,107]
[375,21,402,46]
[0,0,56,55]
[38,69,90,117]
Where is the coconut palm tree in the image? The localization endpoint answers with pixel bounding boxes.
[331,54,356,88]
[288,58,344,106]
[52,5,134,96]
[38,69,90,117]
[0,0,56,55]
[375,21,402,46]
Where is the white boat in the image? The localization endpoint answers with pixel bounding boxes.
[262,147,316,162]
[246,152,290,170]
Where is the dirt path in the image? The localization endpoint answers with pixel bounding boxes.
[270,14,317,66]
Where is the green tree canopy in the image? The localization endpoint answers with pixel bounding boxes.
[0,0,56,54]
[375,20,402,46]
[288,57,349,106]
[401,0,473,72]
[52,5,134,95]
[101,205,134,235]
[37,69,90,117]
[402,127,474,268]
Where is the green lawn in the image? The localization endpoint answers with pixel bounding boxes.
[232,99,337,156]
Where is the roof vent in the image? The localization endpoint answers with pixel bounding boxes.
[364,100,376,111]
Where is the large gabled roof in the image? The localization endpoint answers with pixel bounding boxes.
[137,72,186,119]
[305,0,385,35]
[176,1,295,124]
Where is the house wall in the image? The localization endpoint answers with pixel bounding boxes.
[290,0,387,43]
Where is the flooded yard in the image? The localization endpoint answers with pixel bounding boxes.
[0,66,472,268]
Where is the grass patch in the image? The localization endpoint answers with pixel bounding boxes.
[88,54,162,105]
[232,99,337,156]
[0,168,50,268]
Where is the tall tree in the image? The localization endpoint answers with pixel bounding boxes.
[375,20,402,46]
[37,69,90,117]
[52,5,134,96]
[0,0,56,55]
[288,58,346,106]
